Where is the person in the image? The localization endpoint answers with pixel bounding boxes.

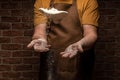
[27,0,99,80]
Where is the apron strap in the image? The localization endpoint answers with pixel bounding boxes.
[50,0,55,8]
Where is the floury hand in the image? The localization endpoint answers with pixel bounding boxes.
[60,41,84,58]
[27,38,51,52]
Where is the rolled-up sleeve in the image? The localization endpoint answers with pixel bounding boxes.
[34,0,48,26]
[81,0,99,27]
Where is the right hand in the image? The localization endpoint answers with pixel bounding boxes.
[27,38,51,52]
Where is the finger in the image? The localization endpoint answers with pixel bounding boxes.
[78,45,84,53]
[34,47,49,52]
[41,48,50,52]
[34,44,43,52]
[27,41,35,48]
[60,52,66,55]
[46,45,51,48]
[62,52,71,58]
[34,44,50,52]
[69,52,77,58]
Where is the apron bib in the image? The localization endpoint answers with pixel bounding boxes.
[39,0,94,80]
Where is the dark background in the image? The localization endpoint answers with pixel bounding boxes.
[0,0,119,80]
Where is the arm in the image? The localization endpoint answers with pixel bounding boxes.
[60,25,97,58]
[60,0,99,58]
[27,0,50,52]
[27,23,50,52]
[77,24,97,50]
[32,23,47,40]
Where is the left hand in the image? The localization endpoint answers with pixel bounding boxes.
[60,41,84,58]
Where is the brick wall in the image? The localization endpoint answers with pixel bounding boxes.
[0,0,40,80]
[94,0,120,80]
[0,0,119,80]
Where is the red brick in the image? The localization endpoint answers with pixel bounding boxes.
[115,69,120,77]
[106,1,120,8]
[2,58,22,64]
[1,17,21,22]
[0,23,11,30]
[115,63,120,70]
[0,65,11,71]
[33,64,40,71]
[2,72,21,78]
[12,9,33,16]
[13,65,32,71]
[117,9,120,16]
[0,51,12,57]
[97,1,105,8]
[98,36,115,42]
[0,31,1,36]
[22,72,39,78]
[12,23,33,30]
[0,59,1,64]
[1,2,21,9]
[106,15,117,23]
[22,2,33,9]
[12,0,28,2]
[2,30,23,36]
[0,37,11,43]
[93,70,105,77]
[115,49,120,56]
[12,37,31,43]
[95,56,105,63]
[0,0,9,2]
[23,58,40,64]
[95,42,106,49]
[24,29,33,36]
[12,78,32,80]
[33,52,41,57]
[0,78,11,80]
[11,10,23,16]
[22,17,33,22]
[95,63,114,71]
[12,51,33,57]
[0,72,3,78]
[0,10,11,16]
[116,23,120,35]
[104,57,119,63]
[117,16,120,23]
[100,9,117,15]
[94,77,114,80]
[104,71,115,77]
[1,44,22,50]
[98,29,115,37]
[95,49,114,56]
[100,22,117,29]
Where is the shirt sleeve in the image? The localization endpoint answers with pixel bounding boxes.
[34,0,49,26]
[81,0,99,27]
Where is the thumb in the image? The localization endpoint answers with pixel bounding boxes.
[77,45,84,53]
[27,41,35,48]
[46,45,51,48]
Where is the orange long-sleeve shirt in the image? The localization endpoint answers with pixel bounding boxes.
[34,0,99,27]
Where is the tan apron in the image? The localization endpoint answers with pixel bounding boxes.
[39,0,95,80]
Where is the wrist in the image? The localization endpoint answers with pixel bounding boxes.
[32,34,47,40]
[37,38,47,42]
[77,40,84,47]
[76,39,86,51]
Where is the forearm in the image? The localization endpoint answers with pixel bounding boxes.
[78,32,97,50]
[78,25,98,50]
[32,23,47,40]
